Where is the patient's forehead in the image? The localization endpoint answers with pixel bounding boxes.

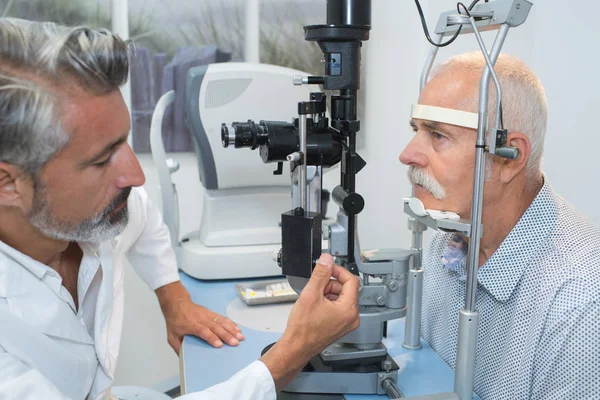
[419,71,478,112]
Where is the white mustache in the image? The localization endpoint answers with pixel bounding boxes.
[407,166,447,200]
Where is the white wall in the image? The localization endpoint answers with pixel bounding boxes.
[117,0,600,389]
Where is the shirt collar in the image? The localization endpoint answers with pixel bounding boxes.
[0,239,102,280]
[0,240,50,279]
[477,178,559,302]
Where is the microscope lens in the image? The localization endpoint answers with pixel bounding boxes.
[220,124,235,148]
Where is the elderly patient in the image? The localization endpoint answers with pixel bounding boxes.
[0,18,360,400]
[401,52,600,399]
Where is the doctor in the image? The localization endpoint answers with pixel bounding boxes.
[0,18,360,399]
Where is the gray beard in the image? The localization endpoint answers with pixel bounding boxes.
[27,182,131,243]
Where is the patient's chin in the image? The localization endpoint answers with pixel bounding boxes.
[414,186,435,203]
[414,189,449,211]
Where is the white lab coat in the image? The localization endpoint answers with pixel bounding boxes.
[0,187,275,400]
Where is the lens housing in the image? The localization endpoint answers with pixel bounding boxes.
[222,119,342,168]
[220,120,268,149]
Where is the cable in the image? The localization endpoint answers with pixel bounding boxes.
[457,3,471,17]
[414,0,485,47]
[414,0,461,47]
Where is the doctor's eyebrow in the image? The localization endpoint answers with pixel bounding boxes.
[83,134,129,165]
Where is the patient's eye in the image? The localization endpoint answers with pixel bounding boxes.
[432,132,446,141]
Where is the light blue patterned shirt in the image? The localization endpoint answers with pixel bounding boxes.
[421,179,600,399]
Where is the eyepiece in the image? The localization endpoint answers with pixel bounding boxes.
[221,124,236,148]
[221,120,266,150]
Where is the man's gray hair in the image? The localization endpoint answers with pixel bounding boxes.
[431,52,548,180]
[0,18,131,176]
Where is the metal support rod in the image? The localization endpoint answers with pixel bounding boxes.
[382,379,404,399]
[348,123,357,194]
[454,310,480,400]
[403,267,423,349]
[298,114,308,212]
[411,230,424,272]
[404,219,425,349]
[468,16,503,153]
[464,23,510,312]
[343,89,358,265]
[348,131,357,264]
[420,33,443,91]
[454,23,510,400]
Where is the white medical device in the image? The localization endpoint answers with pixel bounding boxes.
[150,63,319,279]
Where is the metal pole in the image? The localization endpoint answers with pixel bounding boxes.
[419,33,443,91]
[298,114,308,212]
[464,23,510,312]
[244,0,260,63]
[403,222,425,349]
[468,17,504,154]
[382,379,404,399]
[454,23,510,400]
[403,264,424,349]
[111,0,131,145]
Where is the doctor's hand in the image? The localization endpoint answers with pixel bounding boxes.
[260,253,360,391]
[155,281,244,354]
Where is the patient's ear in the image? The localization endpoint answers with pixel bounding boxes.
[497,132,531,184]
[0,162,33,208]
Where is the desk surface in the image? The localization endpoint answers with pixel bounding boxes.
[180,272,472,399]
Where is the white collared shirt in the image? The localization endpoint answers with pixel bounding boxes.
[0,241,102,399]
[0,187,276,400]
